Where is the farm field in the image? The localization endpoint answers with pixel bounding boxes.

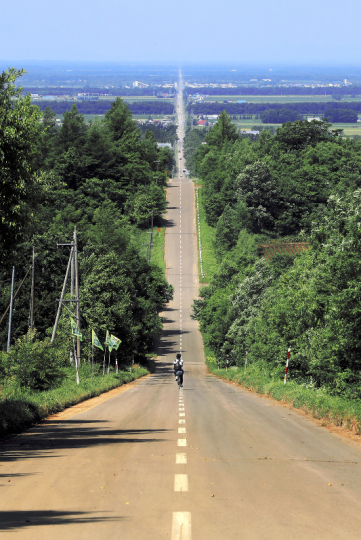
[235,119,361,136]
[132,113,175,121]
[198,116,361,136]
[233,119,280,130]
[121,96,174,103]
[198,94,361,104]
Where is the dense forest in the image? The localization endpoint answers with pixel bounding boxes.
[260,108,302,123]
[0,68,174,391]
[189,101,361,119]
[138,123,178,145]
[184,86,361,98]
[35,100,175,116]
[189,111,361,399]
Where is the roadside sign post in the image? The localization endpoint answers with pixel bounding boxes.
[284,348,291,384]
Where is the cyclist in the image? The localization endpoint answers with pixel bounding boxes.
[173,353,184,387]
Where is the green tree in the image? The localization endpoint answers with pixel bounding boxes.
[236,161,279,233]
[260,108,302,124]
[57,104,87,153]
[206,110,239,149]
[0,68,42,255]
[324,108,357,123]
[274,119,332,151]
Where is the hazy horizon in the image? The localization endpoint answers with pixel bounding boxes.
[3,0,361,66]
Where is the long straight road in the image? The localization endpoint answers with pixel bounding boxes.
[2,74,361,539]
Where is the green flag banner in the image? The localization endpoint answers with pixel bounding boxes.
[92,329,104,351]
[70,317,82,341]
[105,330,113,352]
[111,334,122,350]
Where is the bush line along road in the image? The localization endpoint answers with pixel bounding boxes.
[2,73,361,540]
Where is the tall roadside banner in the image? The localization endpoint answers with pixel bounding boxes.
[103,330,113,375]
[91,330,103,378]
[111,335,122,373]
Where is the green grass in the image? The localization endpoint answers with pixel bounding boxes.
[136,222,166,271]
[0,365,149,438]
[233,118,281,129]
[195,184,218,284]
[205,358,361,434]
[150,225,166,272]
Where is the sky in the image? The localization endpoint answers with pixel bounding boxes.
[1,0,361,65]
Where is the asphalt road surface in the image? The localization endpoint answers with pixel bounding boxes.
[1,75,361,540]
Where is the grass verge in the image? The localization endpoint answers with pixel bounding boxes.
[0,365,149,438]
[206,358,361,435]
[195,185,218,284]
[136,224,165,272]
[151,225,166,272]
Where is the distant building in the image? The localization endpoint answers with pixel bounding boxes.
[198,120,207,126]
[307,117,321,122]
[133,81,149,88]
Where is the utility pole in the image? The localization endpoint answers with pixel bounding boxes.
[74,226,81,365]
[29,246,35,331]
[0,265,31,328]
[143,242,150,263]
[7,267,15,353]
[71,247,75,297]
[51,247,74,343]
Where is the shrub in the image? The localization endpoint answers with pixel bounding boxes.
[0,330,68,391]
